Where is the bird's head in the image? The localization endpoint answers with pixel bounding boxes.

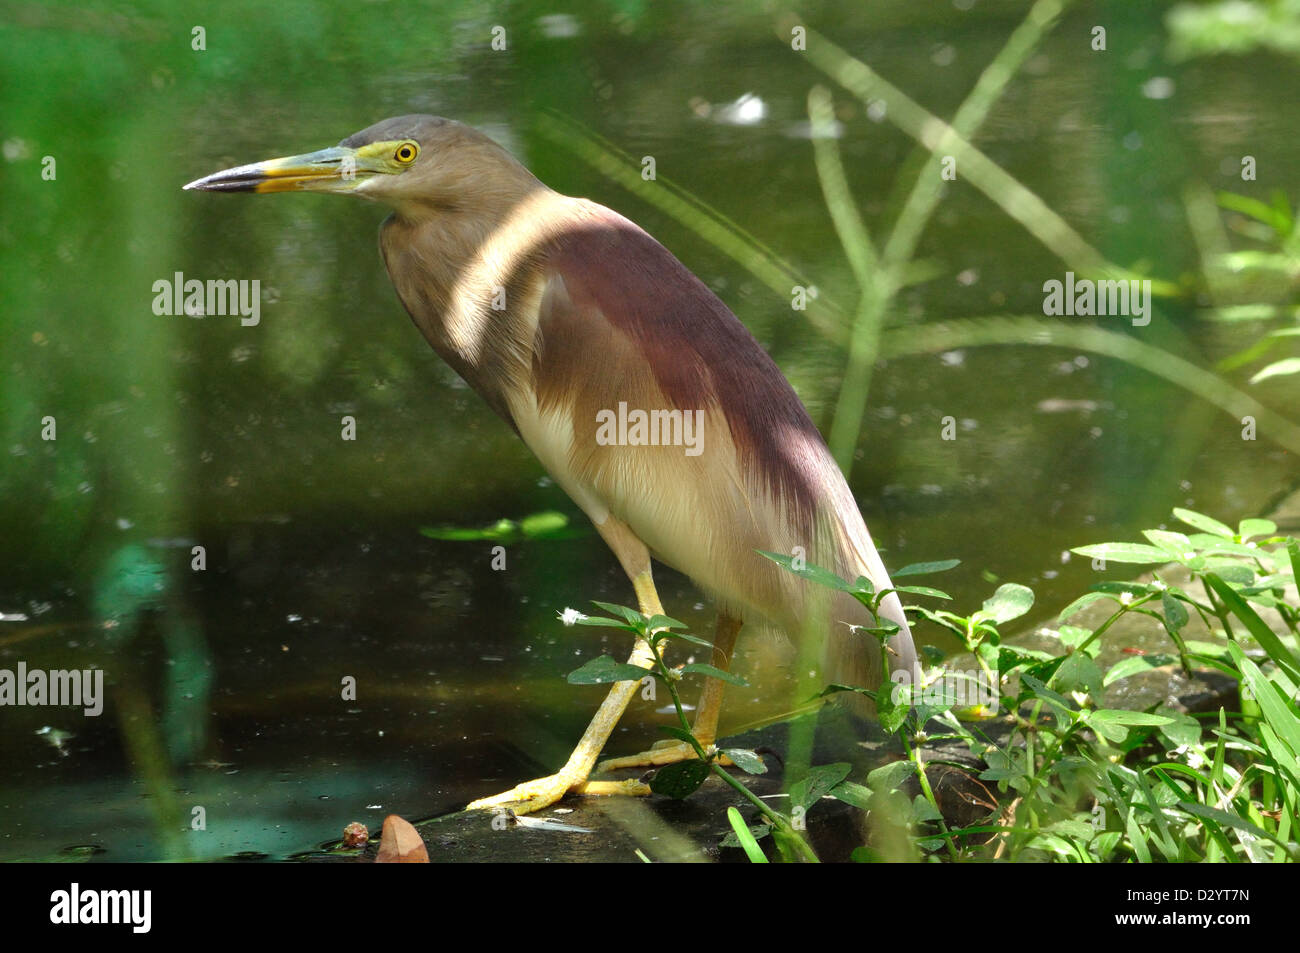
[184,114,541,215]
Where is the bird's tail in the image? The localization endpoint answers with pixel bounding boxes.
[812,484,920,715]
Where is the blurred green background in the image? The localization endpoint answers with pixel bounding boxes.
[1,0,1298,860]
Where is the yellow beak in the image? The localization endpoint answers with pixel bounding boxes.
[183,146,381,194]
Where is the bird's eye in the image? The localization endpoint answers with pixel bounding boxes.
[394,143,418,163]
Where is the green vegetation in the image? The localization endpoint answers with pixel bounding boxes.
[572,508,1300,862]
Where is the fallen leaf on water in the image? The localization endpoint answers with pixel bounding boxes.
[374,815,428,863]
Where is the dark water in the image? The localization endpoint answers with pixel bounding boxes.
[2,0,1298,860]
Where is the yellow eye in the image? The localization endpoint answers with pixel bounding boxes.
[394,142,418,163]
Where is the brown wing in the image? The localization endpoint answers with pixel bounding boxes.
[523,201,916,685]
[531,204,830,530]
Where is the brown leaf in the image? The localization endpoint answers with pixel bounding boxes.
[374,814,429,863]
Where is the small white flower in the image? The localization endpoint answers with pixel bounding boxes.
[558,607,587,626]
[1119,591,1134,605]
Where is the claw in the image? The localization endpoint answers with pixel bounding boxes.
[467,773,576,815]
[467,774,652,816]
[596,741,731,773]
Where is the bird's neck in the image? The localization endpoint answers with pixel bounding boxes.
[379,188,576,426]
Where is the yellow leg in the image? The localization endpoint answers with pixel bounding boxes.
[597,611,743,771]
[467,519,668,815]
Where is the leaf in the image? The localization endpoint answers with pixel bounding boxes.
[757,550,850,591]
[975,583,1035,625]
[1207,563,1254,585]
[877,688,909,734]
[1258,723,1300,788]
[419,518,517,542]
[828,780,873,809]
[850,576,875,597]
[518,510,582,539]
[724,808,769,862]
[997,644,1055,669]
[644,614,689,633]
[1179,802,1296,853]
[1027,833,1079,858]
[574,615,638,631]
[1020,674,1077,728]
[591,601,645,625]
[1045,818,1097,841]
[375,815,429,864]
[680,663,749,686]
[1053,653,1102,696]
[789,762,853,811]
[892,559,961,578]
[1237,518,1277,540]
[1103,654,1178,686]
[1172,508,1233,539]
[1249,357,1300,384]
[1071,543,1172,564]
[816,683,875,702]
[1143,529,1192,556]
[1190,537,1264,558]
[855,620,900,639]
[1059,591,1113,621]
[566,656,651,685]
[721,748,768,775]
[1204,574,1300,680]
[1091,581,1158,595]
[1161,591,1189,632]
[910,794,943,823]
[889,585,952,600]
[1125,811,1152,864]
[1155,707,1201,749]
[1217,190,1291,231]
[1185,640,1233,664]
[419,511,588,543]
[1056,625,1093,650]
[658,725,700,747]
[866,759,916,795]
[1086,709,1174,743]
[1021,655,1066,686]
[650,760,711,799]
[1228,643,1300,761]
[662,631,714,649]
[1088,710,1176,726]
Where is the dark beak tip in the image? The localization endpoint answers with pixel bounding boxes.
[182,175,255,193]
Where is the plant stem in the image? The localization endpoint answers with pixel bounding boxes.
[905,735,960,860]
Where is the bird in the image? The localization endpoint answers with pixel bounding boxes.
[185,115,918,815]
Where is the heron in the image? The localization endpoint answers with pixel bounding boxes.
[185,115,918,815]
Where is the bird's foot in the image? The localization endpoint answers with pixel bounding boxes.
[466,772,651,816]
[597,739,732,773]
